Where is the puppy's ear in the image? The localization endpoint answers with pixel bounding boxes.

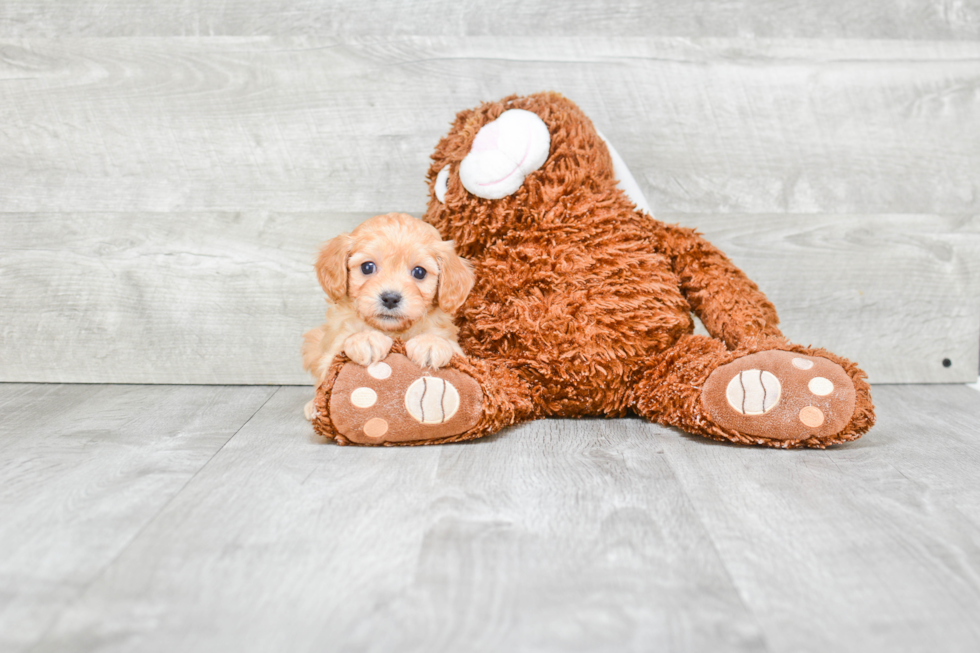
[315,233,353,302]
[433,240,475,314]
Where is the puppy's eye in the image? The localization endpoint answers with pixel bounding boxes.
[360,261,376,275]
[412,266,427,280]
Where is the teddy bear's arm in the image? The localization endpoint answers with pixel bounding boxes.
[657,222,784,349]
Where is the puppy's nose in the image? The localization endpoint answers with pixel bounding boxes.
[380,291,402,310]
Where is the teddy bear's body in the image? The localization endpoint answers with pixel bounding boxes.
[312,92,874,448]
[451,188,695,418]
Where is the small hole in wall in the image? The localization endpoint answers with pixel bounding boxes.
[942,358,952,368]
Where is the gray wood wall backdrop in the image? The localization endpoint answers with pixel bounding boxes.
[1,2,979,385]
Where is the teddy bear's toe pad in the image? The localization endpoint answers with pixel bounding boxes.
[329,354,483,445]
[702,351,856,441]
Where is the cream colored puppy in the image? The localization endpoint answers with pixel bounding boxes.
[302,213,475,420]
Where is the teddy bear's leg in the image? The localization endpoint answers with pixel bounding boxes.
[310,343,534,446]
[631,335,874,448]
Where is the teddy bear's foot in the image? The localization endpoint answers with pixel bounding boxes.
[701,350,857,443]
[320,353,484,445]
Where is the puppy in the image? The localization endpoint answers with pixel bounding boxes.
[302,212,475,420]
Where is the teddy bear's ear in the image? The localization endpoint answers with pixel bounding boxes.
[458,109,550,200]
[434,165,450,203]
[595,130,654,215]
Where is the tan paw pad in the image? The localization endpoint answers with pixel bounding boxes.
[799,406,825,428]
[363,417,389,439]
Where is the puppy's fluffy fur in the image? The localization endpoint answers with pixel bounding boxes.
[302,212,475,419]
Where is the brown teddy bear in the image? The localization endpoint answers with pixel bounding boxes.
[311,92,875,448]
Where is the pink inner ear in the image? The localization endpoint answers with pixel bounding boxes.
[459,109,551,200]
[470,122,500,153]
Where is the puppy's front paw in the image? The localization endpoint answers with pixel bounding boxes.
[304,398,318,421]
[406,334,456,369]
[344,331,393,367]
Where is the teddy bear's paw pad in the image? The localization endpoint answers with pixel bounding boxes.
[404,377,461,424]
[702,351,856,441]
[328,354,483,445]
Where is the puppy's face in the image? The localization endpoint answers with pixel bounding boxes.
[315,213,474,332]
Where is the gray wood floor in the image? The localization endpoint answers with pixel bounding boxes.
[2,383,979,652]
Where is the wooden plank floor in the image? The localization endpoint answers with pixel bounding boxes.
[2,382,979,652]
